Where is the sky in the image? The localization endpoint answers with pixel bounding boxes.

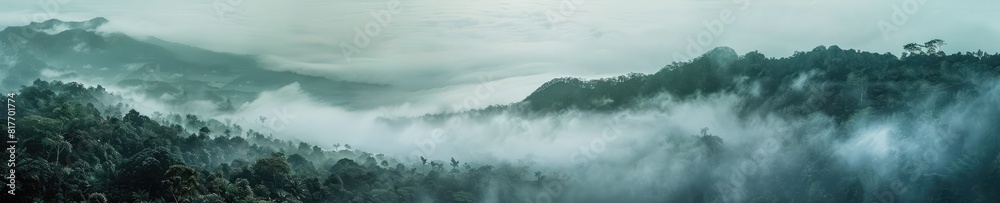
[1,0,999,113]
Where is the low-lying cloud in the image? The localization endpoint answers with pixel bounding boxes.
[81,70,997,201]
[4,0,999,112]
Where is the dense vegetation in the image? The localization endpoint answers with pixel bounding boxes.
[1,80,552,202]
[522,42,1000,119]
[518,42,1000,202]
[3,17,1000,202]
[414,41,1000,202]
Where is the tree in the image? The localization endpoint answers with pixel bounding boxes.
[298,142,311,154]
[232,178,257,202]
[287,154,315,174]
[904,43,924,55]
[311,146,324,159]
[903,39,947,56]
[251,156,291,191]
[21,115,69,162]
[326,158,376,192]
[450,157,460,171]
[124,109,145,125]
[924,39,946,54]
[186,114,205,128]
[698,128,723,154]
[162,165,199,202]
[117,147,183,199]
[199,127,211,137]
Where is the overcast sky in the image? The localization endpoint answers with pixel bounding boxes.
[2,0,998,112]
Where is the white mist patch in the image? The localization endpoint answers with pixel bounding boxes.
[217,82,418,154]
[791,70,817,91]
[40,68,72,78]
[2,56,16,67]
[39,23,72,35]
[839,125,896,167]
[123,63,147,71]
[72,42,90,52]
[398,73,554,115]
[379,92,833,201]
[158,92,178,101]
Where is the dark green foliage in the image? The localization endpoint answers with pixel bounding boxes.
[251,156,291,192]
[163,165,200,202]
[5,32,1000,202]
[698,128,724,154]
[117,147,184,200]
[410,43,1000,202]
[6,80,550,202]
[521,45,1000,125]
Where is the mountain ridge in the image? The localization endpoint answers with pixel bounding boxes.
[0,17,390,110]
[407,44,1000,128]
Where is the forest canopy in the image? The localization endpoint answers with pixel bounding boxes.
[4,40,1000,202]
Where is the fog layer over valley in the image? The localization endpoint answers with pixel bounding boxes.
[2,17,1000,202]
[380,48,1000,202]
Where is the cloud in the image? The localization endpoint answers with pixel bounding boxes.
[4,0,998,112]
[5,1,1000,201]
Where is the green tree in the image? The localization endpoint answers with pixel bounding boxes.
[124,109,146,125]
[251,156,291,192]
[117,147,183,199]
[904,43,924,55]
[162,165,199,202]
[903,39,946,56]
[924,39,946,54]
[450,157,460,172]
[198,127,211,137]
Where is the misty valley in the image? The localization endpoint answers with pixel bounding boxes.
[1,10,1000,203]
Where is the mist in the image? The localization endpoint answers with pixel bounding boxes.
[63,61,996,202]
[3,0,999,112]
[3,0,1000,202]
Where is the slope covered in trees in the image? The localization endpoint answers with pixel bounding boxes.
[408,42,1000,202]
[2,80,553,202]
[4,25,1000,202]
[0,18,387,110]
[523,44,1000,122]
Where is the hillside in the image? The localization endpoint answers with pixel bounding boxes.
[522,46,1000,121]
[0,18,387,109]
[3,17,1000,202]
[2,80,548,202]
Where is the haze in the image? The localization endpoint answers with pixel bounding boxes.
[2,0,998,113]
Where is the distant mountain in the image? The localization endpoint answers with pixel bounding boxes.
[385,42,1000,203]
[519,45,1000,122]
[27,17,109,32]
[0,18,388,111]
[4,18,1000,202]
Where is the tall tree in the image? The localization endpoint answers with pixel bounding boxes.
[117,147,184,199]
[162,165,200,202]
[251,156,291,193]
